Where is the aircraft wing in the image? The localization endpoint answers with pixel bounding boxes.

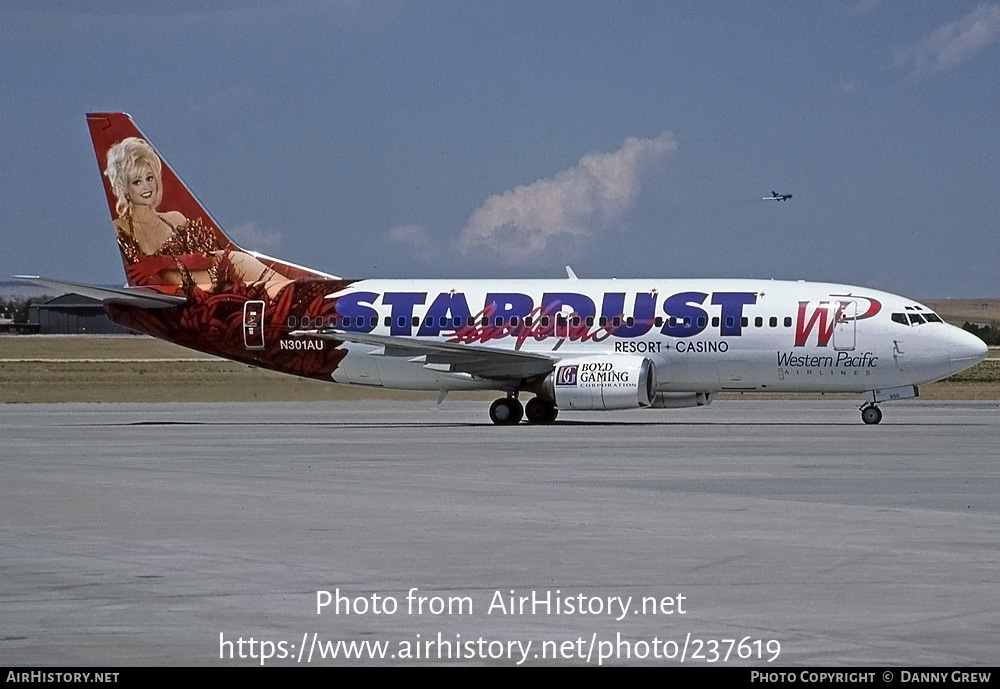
[14,276,188,309]
[293,328,557,380]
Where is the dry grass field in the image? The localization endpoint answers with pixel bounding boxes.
[0,336,472,404]
[922,298,1000,327]
[1,335,997,404]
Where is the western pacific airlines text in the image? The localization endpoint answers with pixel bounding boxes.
[777,351,878,369]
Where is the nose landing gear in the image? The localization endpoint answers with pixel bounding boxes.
[860,404,883,425]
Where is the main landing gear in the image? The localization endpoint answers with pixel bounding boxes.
[860,404,883,425]
[525,396,558,424]
[489,397,522,425]
[489,395,558,425]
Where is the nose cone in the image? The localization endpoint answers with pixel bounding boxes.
[949,327,989,367]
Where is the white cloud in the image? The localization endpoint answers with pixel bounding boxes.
[459,132,677,264]
[893,4,1000,76]
[837,79,860,94]
[387,223,435,260]
[228,221,283,252]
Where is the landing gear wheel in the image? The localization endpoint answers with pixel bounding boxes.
[490,398,524,425]
[525,397,558,424]
[861,405,883,425]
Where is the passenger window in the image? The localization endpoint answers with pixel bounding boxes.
[755,316,763,327]
[741,317,748,327]
[624,316,633,327]
[287,316,297,327]
[384,316,391,327]
[784,317,792,327]
[712,316,720,327]
[654,317,663,327]
[697,316,706,328]
[769,317,777,327]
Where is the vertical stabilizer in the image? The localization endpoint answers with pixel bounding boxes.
[86,112,330,294]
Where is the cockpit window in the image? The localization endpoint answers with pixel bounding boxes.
[894,310,943,326]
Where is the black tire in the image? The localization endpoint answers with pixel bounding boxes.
[861,406,883,425]
[525,397,556,424]
[489,398,523,425]
[509,398,523,424]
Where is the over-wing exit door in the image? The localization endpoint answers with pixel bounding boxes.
[243,300,265,350]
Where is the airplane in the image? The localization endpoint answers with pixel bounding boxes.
[18,113,988,425]
[764,191,793,201]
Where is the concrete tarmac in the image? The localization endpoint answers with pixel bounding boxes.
[2,399,998,666]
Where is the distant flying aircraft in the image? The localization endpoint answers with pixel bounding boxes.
[764,190,793,201]
[16,113,989,425]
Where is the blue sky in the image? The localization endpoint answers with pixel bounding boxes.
[1,1,998,297]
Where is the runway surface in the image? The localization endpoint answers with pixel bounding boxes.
[2,399,998,666]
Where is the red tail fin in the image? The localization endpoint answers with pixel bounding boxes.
[87,112,330,295]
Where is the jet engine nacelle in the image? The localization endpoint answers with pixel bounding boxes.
[649,392,715,408]
[543,355,656,410]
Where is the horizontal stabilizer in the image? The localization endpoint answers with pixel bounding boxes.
[14,276,188,309]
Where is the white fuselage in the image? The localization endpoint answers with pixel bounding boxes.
[320,278,986,396]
